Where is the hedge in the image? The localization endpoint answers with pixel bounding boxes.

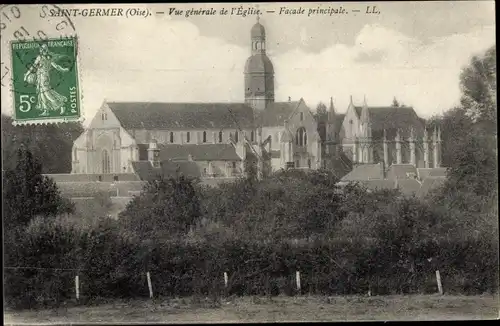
[4,231,498,309]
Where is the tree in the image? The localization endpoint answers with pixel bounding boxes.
[119,175,202,240]
[459,45,496,133]
[1,114,84,173]
[3,146,74,231]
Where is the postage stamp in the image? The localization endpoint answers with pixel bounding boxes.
[10,37,81,124]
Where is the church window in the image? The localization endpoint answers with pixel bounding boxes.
[101,112,107,121]
[203,131,207,143]
[308,159,311,169]
[251,131,254,142]
[235,131,239,143]
[102,150,111,174]
[296,127,307,146]
[219,131,223,143]
[186,132,191,143]
[300,112,304,121]
[170,132,174,143]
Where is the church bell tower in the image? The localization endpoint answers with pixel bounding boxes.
[244,17,275,111]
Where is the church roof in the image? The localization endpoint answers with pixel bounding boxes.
[257,101,298,126]
[354,106,363,117]
[245,54,274,73]
[157,143,242,161]
[334,113,345,132]
[131,160,201,182]
[367,106,424,132]
[107,102,255,130]
[251,22,266,38]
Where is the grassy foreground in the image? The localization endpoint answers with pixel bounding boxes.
[4,294,499,324]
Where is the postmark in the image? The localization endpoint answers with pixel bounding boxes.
[10,37,81,123]
[1,4,82,125]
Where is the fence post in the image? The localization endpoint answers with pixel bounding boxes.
[75,275,80,300]
[296,271,301,294]
[224,272,228,288]
[147,271,153,298]
[435,270,443,295]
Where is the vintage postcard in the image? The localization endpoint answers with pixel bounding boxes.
[1,2,497,324]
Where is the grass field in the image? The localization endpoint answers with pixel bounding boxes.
[4,294,499,324]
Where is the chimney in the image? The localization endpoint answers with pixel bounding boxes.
[147,139,160,168]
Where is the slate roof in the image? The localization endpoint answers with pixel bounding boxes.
[155,143,241,161]
[417,176,446,198]
[396,179,422,196]
[387,164,418,180]
[257,102,298,126]
[360,179,396,191]
[341,163,385,181]
[107,102,255,130]
[428,168,447,177]
[334,113,345,133]
[417,167,448,180]
[354,106,362,117]
[45,173,141,182]
[245,54,274,73]
[367,106,424,133]
[131,160,201,182]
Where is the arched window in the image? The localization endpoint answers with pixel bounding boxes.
[235,130,239,143]
[186,131,191,143]
[203,131,207,143]
[102,149,110,174]
[251,130,254,142]
[218,131,223,143]
[170,132,174,143]
[296,127,307,146]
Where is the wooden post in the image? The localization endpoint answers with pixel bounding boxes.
[146,271,153,298]
[296,271,301,293]
[75,275,80,300]
[224,272,228,288]
[435,270,443,295]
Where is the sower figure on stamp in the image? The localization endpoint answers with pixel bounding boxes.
[23,44,73,116]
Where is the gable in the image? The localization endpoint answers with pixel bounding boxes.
[88,101,122,129]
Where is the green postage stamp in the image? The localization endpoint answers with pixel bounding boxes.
[10,37,81,124]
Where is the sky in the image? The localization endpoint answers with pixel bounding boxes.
[0,2,495,125]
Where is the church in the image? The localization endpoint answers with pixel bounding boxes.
[68,19,443,187]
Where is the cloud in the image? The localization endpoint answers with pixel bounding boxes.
[1,12,495,126]
[273,23,495,116]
